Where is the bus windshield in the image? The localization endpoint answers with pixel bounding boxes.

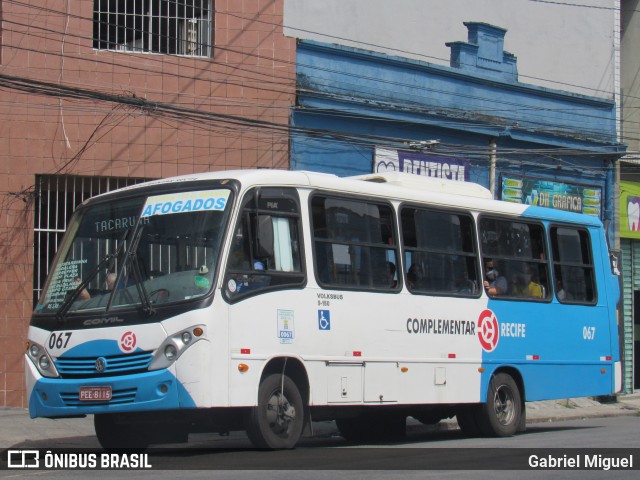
[36,188,233,316]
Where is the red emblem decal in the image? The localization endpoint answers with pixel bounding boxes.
[477,309,499,352]
[120,331,137,352]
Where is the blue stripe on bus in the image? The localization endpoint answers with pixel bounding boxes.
[476,204,617,401]
[519,204,603,225]
[479,297,616,402]
[28,369,196,418]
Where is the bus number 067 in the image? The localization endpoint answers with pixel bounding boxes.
[49,332,72,349]
[583,326,596,341]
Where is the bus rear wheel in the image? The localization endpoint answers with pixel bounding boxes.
[245,373,305,449]
[477,372,522,437]
[94,413,151,451]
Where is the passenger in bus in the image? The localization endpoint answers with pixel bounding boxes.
[106,273,117,290]
[103,272,129,294]
[483,258,507,295]
[74,277,91,300]
[227,247,268,294]
[511,265,544,298]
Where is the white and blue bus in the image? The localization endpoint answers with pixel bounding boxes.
[26,169,621,448]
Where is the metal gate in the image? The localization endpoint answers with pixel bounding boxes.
[621,238,638,393]
[33,175,148,306]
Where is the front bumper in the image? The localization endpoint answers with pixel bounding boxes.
[26,358,195,418]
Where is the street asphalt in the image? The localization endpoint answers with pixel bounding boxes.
[1,394,639,449]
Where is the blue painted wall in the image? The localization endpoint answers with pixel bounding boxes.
[291,29,625,242]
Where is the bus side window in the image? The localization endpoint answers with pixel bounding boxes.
[401,206,479,296]
[551,226,596,304]
[311,195,399,291]
[479,217,550,301]
[224,188,305,301]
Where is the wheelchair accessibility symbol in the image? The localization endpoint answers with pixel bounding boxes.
[318,310,331,330]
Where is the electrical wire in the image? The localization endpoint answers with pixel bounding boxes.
[0,1,634,172]
[1,23,629,145]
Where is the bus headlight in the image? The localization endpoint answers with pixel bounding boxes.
[148,325,206,371]
[26,340,59,378]
[39,355,51,371]
[164,344,177,361]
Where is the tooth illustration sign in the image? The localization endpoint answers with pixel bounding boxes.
[628,197,640,231]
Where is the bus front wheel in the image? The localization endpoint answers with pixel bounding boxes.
[477,372,522,437]
[245,373,305,449]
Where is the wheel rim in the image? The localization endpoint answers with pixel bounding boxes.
[493,384,515,426]
[265,390,296,436]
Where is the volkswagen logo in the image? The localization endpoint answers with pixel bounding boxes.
[95,357,107,373]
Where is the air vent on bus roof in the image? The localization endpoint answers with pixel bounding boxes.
[351,172,492,199]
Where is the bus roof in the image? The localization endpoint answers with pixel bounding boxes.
[89,169,603,227]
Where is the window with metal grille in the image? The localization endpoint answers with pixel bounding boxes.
[93,0,212,57]
[33,175,149,307]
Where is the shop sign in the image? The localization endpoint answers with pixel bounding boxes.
[374,148,469,181]
[501,175,601,218]
[620,181,640,239]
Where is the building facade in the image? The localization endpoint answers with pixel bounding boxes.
[619,0,640,393]
[291,26,624,239]
[285,0,619,99]
[0,0,632,409]
[0,0,296,408]
[286,1,631,390]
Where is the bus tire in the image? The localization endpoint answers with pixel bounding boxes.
[477,373,522,437]
[94,414,150,451]
[245,373,305,449]
[517,398,527,433]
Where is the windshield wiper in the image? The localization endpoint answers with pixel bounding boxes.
[55,250,119,322]
[129,251,155,316]
[104,221,155,316]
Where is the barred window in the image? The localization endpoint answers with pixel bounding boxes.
[93,0,212,57]
[33,175,149,307]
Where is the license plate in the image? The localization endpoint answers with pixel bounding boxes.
[79,386,112,402]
